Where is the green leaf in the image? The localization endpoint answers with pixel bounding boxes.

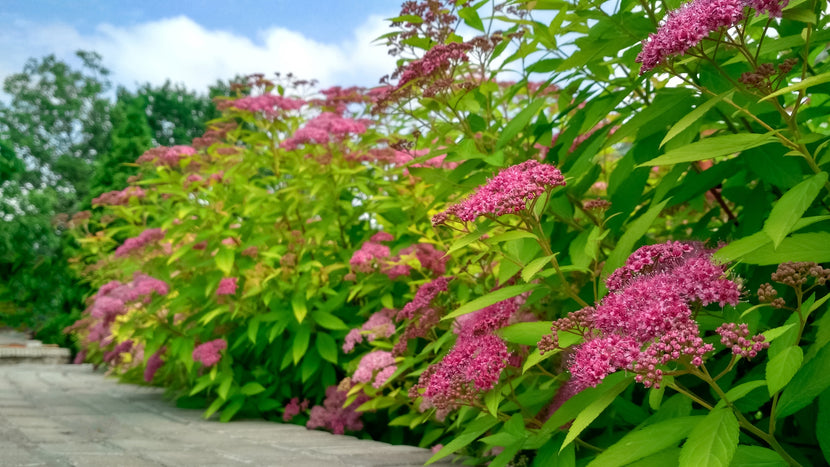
[458,7,485,31]
[641,134,776,166]
[766,346,803,395]
[729,446,787,466]
[713,231,773,263]
[679,406,739,467]
[215,248,234,275]
[217,374,233,400]
[219,397,244,422]
[310,310,348,330]
[292,326,310,365]
[817,390,830,463]
[762,323,797,343]
[427,415,499,464]
[292,293,307,323]
[763,172,828,248]
[443,283,538,321]
[586,416,702,467]
[521,255,555,282]
[715,380,767,408]
[315,333,338,364]
[496,100,546,149]
[741,232,830,265]
[776,342,830,417]
[240,382,265,396]
[484,388,503,418]
[522,332,582,373]
[388,14,422,23]
[760,71,830,101]
[499,321,554,346]
[561,375,632,450]
[446,223,490,255]
[661,91,733,148]
[247,318,259,344]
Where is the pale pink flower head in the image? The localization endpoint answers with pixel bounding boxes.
[192,339,227,367]
[216,277,238,296]
[435,160,565,223]
[114,228,165,257]
[352,350,397,388]
[229,94,306,117]
[144,347,166,382]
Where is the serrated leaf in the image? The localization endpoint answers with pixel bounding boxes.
[766,346,803,395]
[763,172,828,248]
[641,134,776,166]
[586,416,702,467]
[443,283,537,321]
[661,91,733,148]
[741,232,830,265]
[679,406,739,467]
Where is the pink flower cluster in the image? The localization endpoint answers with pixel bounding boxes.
[114,228,165,257]
[216,277,238,296]
[91,186,146,206]
[104,340,134,364]
[540,242,741,391]
[350,232,447,279]
[144,347,166,382]
[281,113,367,150]
[353,350,398,389]
[282,397,310,422]
[226,94,306,117]
[192,338,227,367]
[412,295,524,415]
[306,384,369,435]
[637,0,790,72]
[434,160,565,224]
[313,86,370,114]
[136,145,197,167]
[394,276,451,355]
[716,323,769,358]
[343,308,396,353]
[396,42,473,90]
[413,334,509,417]
[86,273,170,344]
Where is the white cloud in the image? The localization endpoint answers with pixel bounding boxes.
[0,14,397,94]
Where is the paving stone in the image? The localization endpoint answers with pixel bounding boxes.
[0,364,456,466]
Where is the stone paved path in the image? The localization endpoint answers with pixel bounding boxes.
[0,364,451,467]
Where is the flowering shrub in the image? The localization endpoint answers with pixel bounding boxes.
[67,0,830,465]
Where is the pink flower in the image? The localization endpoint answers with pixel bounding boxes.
[229,94,306,117]
[349,241,391,273]
[144,347,166,382]
[306,384,368,435]
[435,160,565,223]
[281,113,367,150]
[353,350,397,388]
[91,186,145,206]
[137,145,197,166]
[396,42,473,90]
[283,397,310,422]
[716,323,769,358]
[342,309,397,353]
[413,334,509,414]
[192,339,227,367]
[114,228,165,257]
[637,0,745,72]
[216,277,238,296]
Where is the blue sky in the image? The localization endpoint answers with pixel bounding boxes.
[0,1,401,93]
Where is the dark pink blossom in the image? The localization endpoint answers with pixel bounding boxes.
[396,42,472,90]
[281,113,367,150]
[716,323,769,358]
[283,397,310,422]
[435,160,565,223]
[137,145,197,166]
[144,347,166,382]
[637,0,745,72]
[91,186,146,206]
[192,339,227,367]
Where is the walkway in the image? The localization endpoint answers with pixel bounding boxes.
[0,364,451,467]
